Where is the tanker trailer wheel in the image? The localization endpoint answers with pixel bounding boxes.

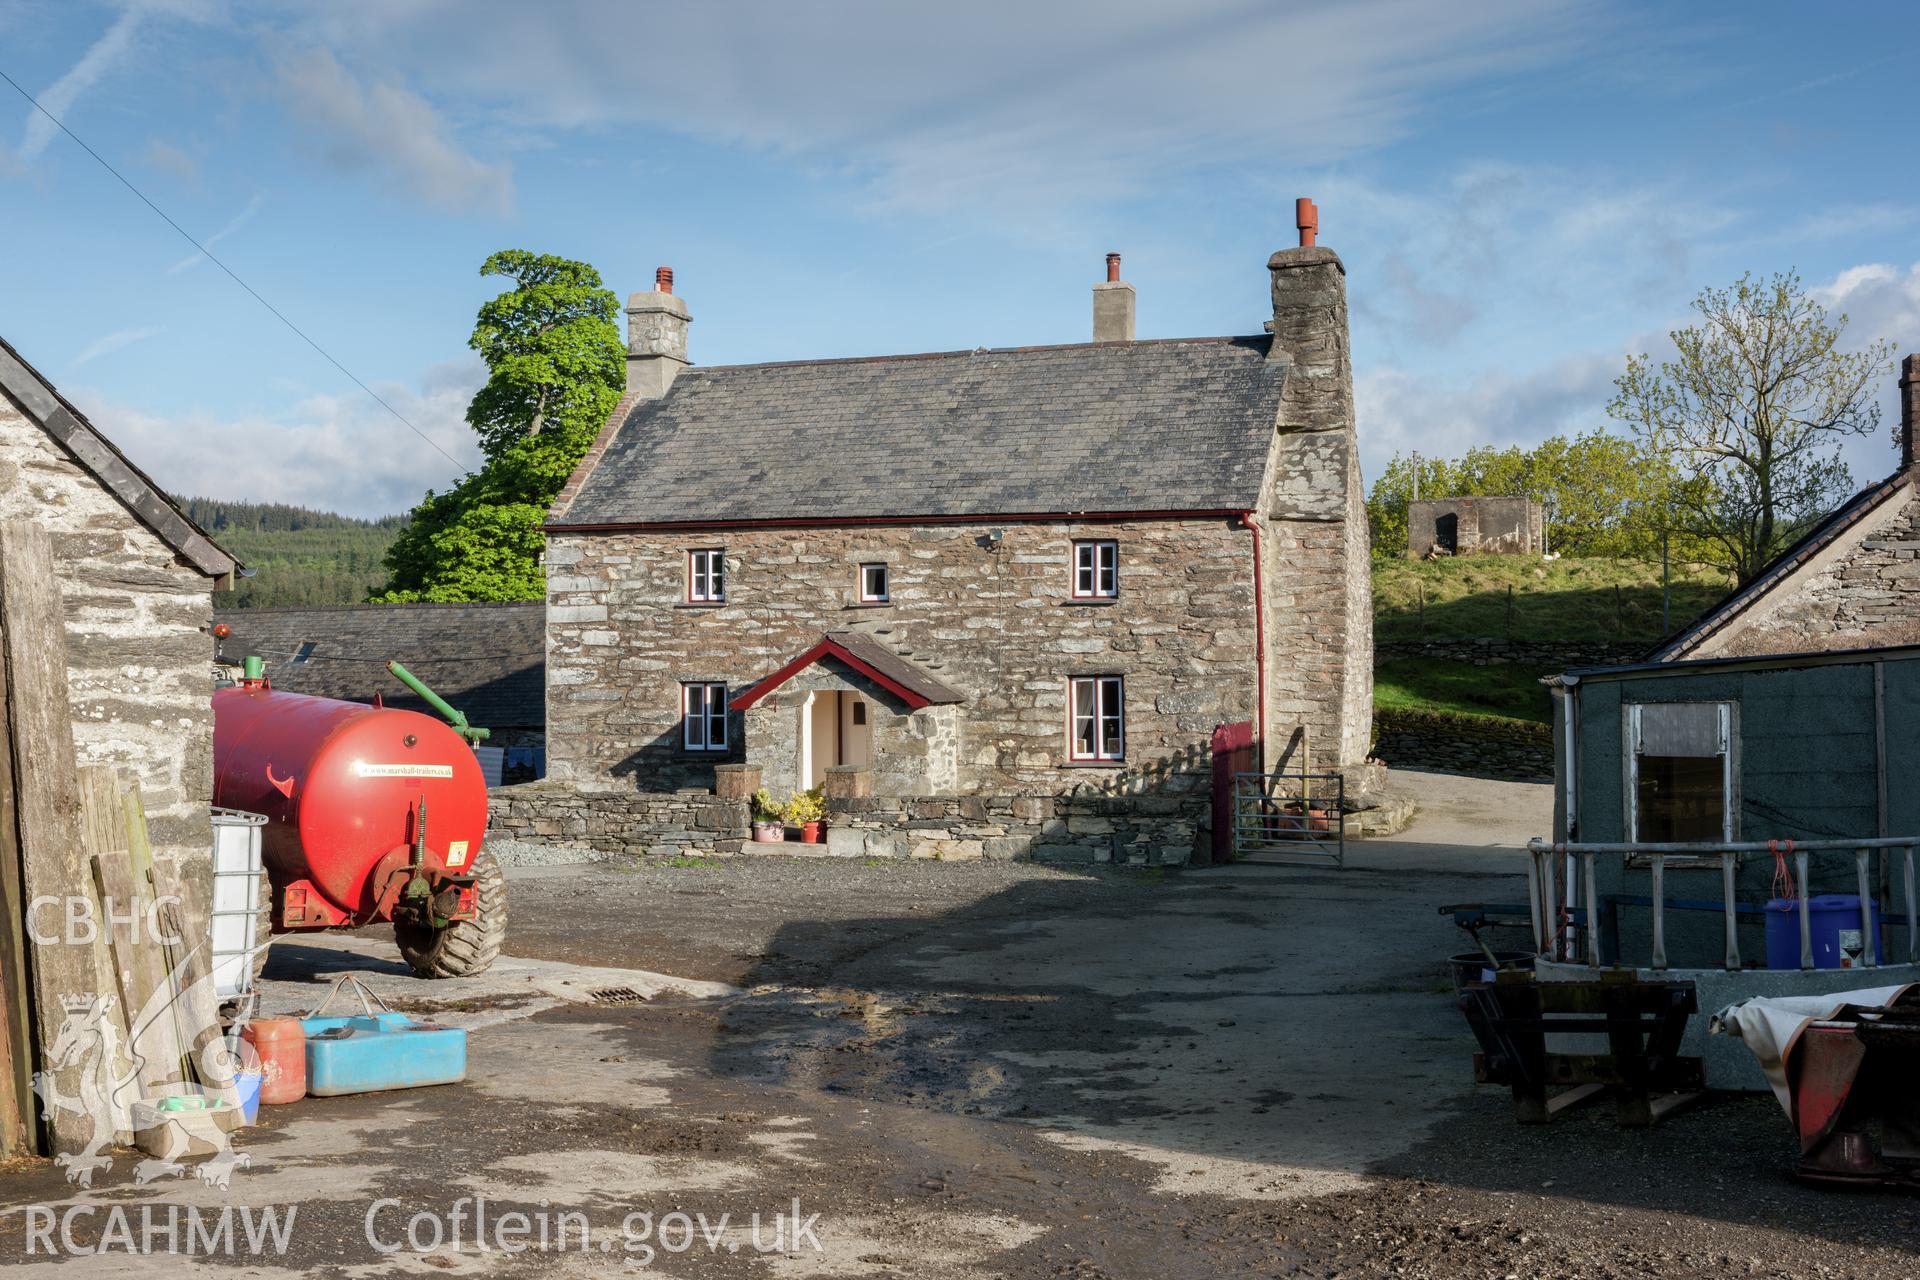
[395,851,507,978]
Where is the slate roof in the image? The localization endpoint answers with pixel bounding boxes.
[213,602,545,728]
[0,334,237,579]
[1647,469,1915,661]
[552,337,1285,527]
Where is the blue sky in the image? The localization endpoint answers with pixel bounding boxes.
[3,0,1918,518]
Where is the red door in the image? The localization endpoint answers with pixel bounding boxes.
[1210,720,1257,864]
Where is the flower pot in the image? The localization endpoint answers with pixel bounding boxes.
[752,821,785,843]
[799,820,825,844]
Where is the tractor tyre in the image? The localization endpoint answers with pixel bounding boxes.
[395,851,507,979]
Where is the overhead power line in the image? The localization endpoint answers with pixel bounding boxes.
[0,64,469,473]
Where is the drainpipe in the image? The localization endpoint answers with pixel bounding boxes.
[1239,512,1268,760]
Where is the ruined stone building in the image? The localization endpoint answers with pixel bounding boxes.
[1651,353,1920,660]
[1406,496,1543,558]
[538,221,1372,864]
[0,336,237,878]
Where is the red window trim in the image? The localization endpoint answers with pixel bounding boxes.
[687,548,726,603]
[858,562,890,603]
[681,681,729,751]
[1068,674,1125,762]
[1071,539,1119,599]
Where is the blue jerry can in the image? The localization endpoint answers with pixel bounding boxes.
[301,1013,468,1096]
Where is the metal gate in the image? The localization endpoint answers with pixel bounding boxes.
[1233,771,1345,866]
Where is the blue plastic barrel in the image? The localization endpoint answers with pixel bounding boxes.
[1764,894,1884,969]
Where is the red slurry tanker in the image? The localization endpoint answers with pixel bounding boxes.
[211,652,506,978]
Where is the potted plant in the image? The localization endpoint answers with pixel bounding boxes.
[784,788,827,844]
[750,789,785,843]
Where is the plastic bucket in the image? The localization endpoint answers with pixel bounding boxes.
[235,1070,263,1124]
[1450,951,1534,992]
[1764,895,1886,970]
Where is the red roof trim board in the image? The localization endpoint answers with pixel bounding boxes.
[729,636,935,711]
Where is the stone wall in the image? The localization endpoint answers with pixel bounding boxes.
[1407,497,1543,558]
[1371,708,1553,782]
[545,517,1264,795]
[1376,639,1647,669]
[489,781,749,855]
[488,779,1208,865]
[0,391,220,881]
[1690,485,1920,658]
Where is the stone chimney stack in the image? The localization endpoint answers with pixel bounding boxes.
[1092,252,1135,343]
[626,266,691,399]
[1902,353,1920,471]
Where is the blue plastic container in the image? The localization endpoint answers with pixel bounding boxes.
[235,1070,263,1124]
[1764,894,1885,970]
[300,1013,467,1096]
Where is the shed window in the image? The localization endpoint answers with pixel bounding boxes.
[1073,540,1118,598]
[1629,702,1732,846]
[682,681,728,751]
[1069,675,1125,761]
[688,549,725,602]
[859,563,890,603]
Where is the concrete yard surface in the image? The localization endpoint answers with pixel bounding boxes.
[3,770,1919,1276]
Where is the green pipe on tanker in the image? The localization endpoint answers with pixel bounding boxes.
[243,655,264,682]
[385,660,491,743]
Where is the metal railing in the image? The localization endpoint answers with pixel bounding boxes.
[1525,836,1920,972]
[1233,772,1345,866]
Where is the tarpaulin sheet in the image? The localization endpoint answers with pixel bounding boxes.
[1711,984,1914,1114]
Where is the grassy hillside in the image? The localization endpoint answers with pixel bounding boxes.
[1372,554,1737,725]
[1373,554,1734,648]
[180,499,405,608]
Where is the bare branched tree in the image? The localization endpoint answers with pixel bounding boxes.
[1610,271,1892,584]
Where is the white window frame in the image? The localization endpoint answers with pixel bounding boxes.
[859,562,890,603]
[1068,675,1125,761]
[1625,701,1734,864]
[1072,540,1119,599]
[688,549,726,603]
[681,681,729,751]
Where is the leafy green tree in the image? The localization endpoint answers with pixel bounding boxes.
[1610,271,1891,585]
[378,250,624,602]
[1367,430,1689,559]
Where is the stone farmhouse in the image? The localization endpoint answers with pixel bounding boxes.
[0,335,237,877]
[532,213,1373,864]
[1651,353,1920,660]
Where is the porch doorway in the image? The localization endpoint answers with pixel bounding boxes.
[800,691,874,788]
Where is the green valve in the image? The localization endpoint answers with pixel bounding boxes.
[243,655,264,682]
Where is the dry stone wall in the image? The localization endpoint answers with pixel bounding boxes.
[488,780,1208,865]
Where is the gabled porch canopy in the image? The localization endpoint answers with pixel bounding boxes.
[730,630,965,712]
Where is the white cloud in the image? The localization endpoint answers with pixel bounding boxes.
[71,326,164,368]
[143,137,198,181]
[166,192,265,274]
[278,0,1599,217]
[66,358,485,519]
[273,46,513,216]
[18,5,144,162]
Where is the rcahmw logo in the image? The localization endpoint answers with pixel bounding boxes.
[21,1204,297,1256]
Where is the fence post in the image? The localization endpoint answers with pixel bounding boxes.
[1650,854,1666,971]
[1526,846,1544,956]
[1906,845,1918,965]
[1856,848,1877,968]
[1797,849,1813,971]
[1721,852,1741,971]
[1583,851,1601,967]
